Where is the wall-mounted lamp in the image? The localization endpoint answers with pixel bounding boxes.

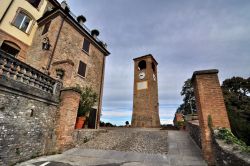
[42,37,51,50]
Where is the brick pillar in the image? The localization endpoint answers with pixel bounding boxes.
[192,69,231,165]
[56,89,81,152]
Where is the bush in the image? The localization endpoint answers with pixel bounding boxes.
[215,128,250,153]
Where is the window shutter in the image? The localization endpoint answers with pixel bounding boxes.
[78,61,87,77]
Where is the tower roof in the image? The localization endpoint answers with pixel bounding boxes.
[133,54,158,65]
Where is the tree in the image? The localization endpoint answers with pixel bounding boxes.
[176,79,196,115]
[77,86,98,117]
[222,76,250,145]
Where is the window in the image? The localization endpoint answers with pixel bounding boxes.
[78,61,87,77]
[0,41,20,57]
[27,0,41,8]
[42,21,51,35]
[82,39,90,53]
[13,11,32,33]
[138,60,146,70]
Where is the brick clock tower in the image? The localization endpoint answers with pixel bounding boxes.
[131,54,161,127]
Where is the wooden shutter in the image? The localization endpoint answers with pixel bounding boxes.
[78,61,87,77]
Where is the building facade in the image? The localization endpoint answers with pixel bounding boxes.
[0,0,58,60]
[0,0,110,128]
[131,55,161,127]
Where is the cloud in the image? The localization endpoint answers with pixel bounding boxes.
[64,0,250,125]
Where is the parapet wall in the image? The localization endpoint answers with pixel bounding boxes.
[0,51,62,165]
[186,121,201,149]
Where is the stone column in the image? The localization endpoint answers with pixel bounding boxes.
[56,88,81,152]
[192,69,231,165]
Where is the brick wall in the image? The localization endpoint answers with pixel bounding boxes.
[192,69,231,165]
[0,29,29,61]
[56,89,81,151]
[132,55,160,127]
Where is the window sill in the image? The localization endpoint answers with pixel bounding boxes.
[11,23,31,35]
[82,49,90,56]
[77,74,86,79]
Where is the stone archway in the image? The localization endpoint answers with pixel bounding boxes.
[191,69,231,165]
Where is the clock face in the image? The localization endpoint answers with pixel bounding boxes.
[139,72,145,80]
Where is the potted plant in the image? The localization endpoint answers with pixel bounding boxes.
[55,68,65,79]
[75,86,97,129]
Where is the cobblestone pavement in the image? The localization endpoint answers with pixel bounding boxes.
[79,128,168,154]
[16,129,207,166]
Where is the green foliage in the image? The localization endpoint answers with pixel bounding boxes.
[222,76,250,145]
[177,121,185,127]
[76,85,98,117]
[100,121,116,127]
[215,128,250,153]
[176,79,196,115]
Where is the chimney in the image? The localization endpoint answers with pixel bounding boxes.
[77,15,86,26]
[91,29,100,39]
[61,1,70,12]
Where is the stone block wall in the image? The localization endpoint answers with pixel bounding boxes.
[186,120,202,149]
[73,129,107,146]
[212,134,250,166]
[0,85,58,165]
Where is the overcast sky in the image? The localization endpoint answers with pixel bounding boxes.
[61,0,250,125]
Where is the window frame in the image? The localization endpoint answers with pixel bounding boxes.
[82,38,90,54]
[0,41,21,57]
[77,61,87,78]
[12,8,34,34]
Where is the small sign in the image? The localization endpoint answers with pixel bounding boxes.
[137,81,148,90]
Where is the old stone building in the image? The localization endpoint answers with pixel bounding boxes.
[0,0,110,128]
[131,55,161,127]
[25,1,110,128]
[0,0,59,60]
[0,1,109,165]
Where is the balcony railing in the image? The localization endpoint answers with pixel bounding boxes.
[0,50,61,95]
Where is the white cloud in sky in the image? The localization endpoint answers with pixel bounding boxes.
[61,0,250,125]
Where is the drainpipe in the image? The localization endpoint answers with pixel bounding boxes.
[0,0,14,24]
[46,15,65,71]
[95,55,106,129]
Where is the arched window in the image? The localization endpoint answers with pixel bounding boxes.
[0,41,20,57]
[12,9,33,33]
[138,60,146,70]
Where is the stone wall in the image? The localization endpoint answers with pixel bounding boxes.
[186,120,202,149]
[73,129,107,146]
[212,134,250,166]
[0,51,61,165]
